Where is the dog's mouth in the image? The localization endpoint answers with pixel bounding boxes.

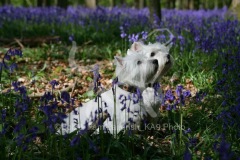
[154,63,159,72]
[150,58,173,84]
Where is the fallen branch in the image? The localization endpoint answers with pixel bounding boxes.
[28,83,76,98]
[0,36,60,46]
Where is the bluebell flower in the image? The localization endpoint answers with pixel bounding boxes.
[184,128,191,134]
[120,32,127,38]
[118,94,125,100]
[15,134,25,146]
[28,126,39,133]
[1,48,22,73]
[41,92,54,102]
[1,109,6,121]
[12,81,21,92]
[13,118,26,133]
[183,90,191,98]
[61,91,70,103]
[141,31,148,40]
[112,77,118,87]
[166,104,171,111]
[121,103,126,111]
[176,85,183,97]
[50,80,59,89]
[165,89,175,101]
[215,139,234,160]
[183,146,192,160]
[71,135,81,146]
[69,35,74,41]
[128,33,139,43]
[8,63,17,73]
[87,138,98,153]
[8,48,23,57]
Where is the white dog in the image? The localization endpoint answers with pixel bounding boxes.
[60,41,172,135]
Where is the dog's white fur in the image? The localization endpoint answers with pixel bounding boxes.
[60,42,172,135]
[115,53,158,90]
[127,41,173,82]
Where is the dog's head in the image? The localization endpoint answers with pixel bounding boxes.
[127,42,173,82]
[115,53,159,90]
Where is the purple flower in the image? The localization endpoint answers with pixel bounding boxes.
[183,90,191,98]
[121,103,126,111]
[128,33,139,43]
[1,48,22,73]
[165,89,175,101]
[166,104,171,111]
[184,128,191,134]
[215,139,234,160]
[112,77,118,87]
[71,135,81,146]
[61,91,70,103]
[1,109,6,121]
[69,35,74,41]
[176,85,183,97]
[120,32,127,38]
[50,80,59,89]
[183,147,192,160]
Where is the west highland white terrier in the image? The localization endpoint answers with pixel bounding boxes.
[60,40,173,135]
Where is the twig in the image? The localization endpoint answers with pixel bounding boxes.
[28,84,75,98]
[14,38,25,49]
[70,78,78,97]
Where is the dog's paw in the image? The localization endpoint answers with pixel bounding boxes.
[142,87,155,102]
[142,87,162,103]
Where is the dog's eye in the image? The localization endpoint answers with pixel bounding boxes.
[137,61,142,65]
[150,52,155,57]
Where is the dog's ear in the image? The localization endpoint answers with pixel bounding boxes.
[130,42,143,52]
[114,56,123,66]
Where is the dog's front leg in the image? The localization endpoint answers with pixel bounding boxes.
[142,87,162,118]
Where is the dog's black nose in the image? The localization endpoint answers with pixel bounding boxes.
[167,54,170,60]
[152,59,158,65]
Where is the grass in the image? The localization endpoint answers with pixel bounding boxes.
[0,6,240,160]
[0,41,230,159]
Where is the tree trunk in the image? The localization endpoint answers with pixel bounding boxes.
[172,0,176,8]
[214,0,218,9]
[148,0,161,22]
[135,0,144,8]
[187,0,193,9]
[109,0,115,7]
[194,0,200,10]
[143,0,147,7]
[230,0,240,19]
[139,0,144,8]
[119,0,125,6]
[167,0,170,8]
[204,0,209,9]
[179,0,183,9]
[37,0,43,6]
[57,0,69,8]
[134,0,139,8]
[45,0,51,6]
[1,0,10,5]
[231,0,240,8]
